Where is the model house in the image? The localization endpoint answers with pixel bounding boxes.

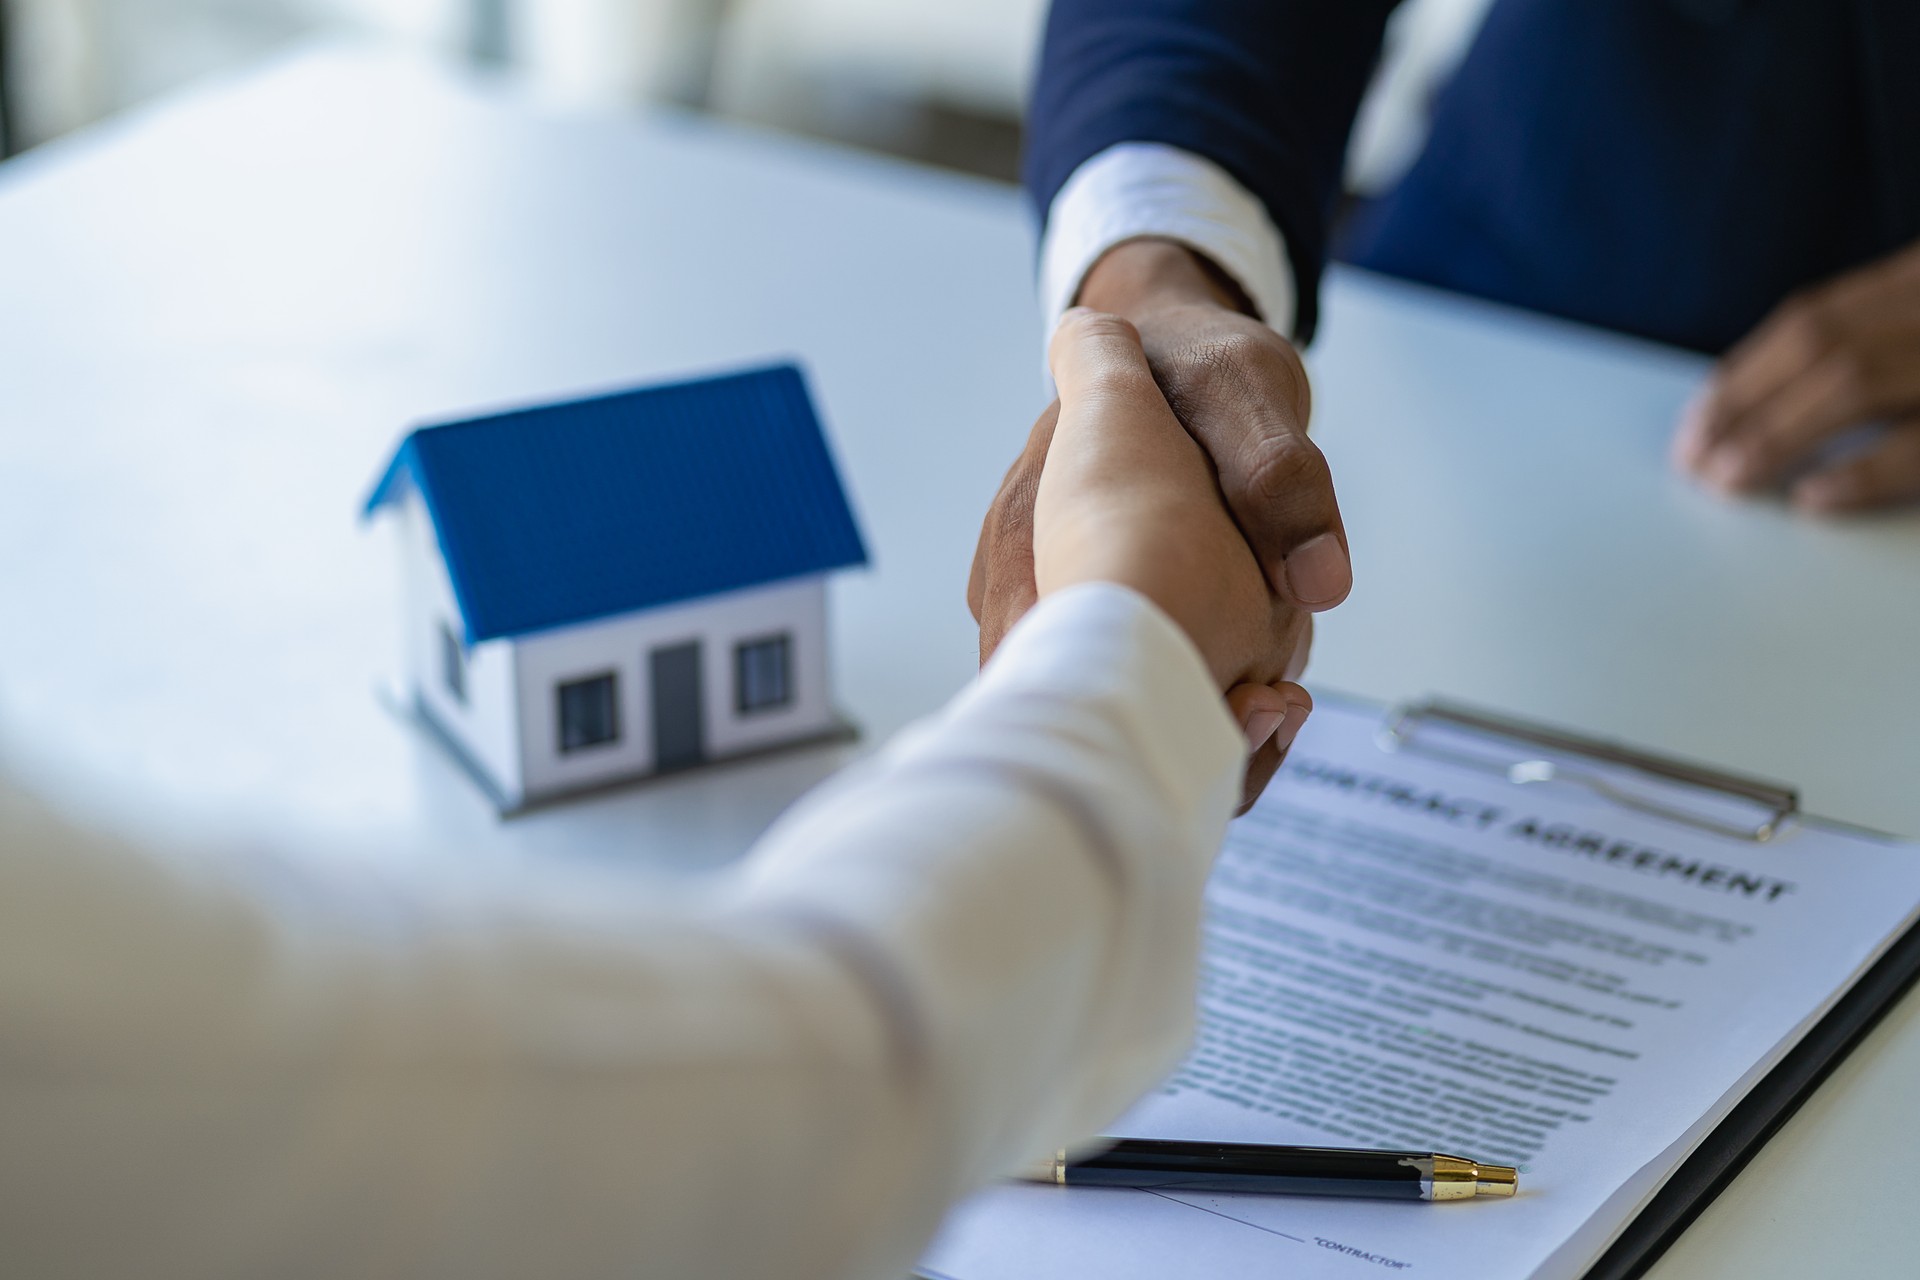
[363,364,868,812]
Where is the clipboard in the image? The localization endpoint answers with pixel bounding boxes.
[1380,698,1920,1280]
[920,694,1920,1280]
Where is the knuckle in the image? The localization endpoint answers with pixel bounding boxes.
[1734,438,1779,481]
[1238,431,1332,509]
[987,487,1035,543]
[985,469,1040,544]
[1199,325,1278,365]
[1780,300,1839,358]
[974,465,1038,568]
[1825,350,1870,408]
[1188,327,1290,386]
[1063,310,1140,345]
[1173,327,1310,424]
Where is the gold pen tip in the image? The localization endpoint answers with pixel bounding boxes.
[1010,1151,1068,1185]
[1474,1164,1519,1197]
[1427,1155,1520,1199]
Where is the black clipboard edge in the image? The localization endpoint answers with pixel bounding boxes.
[1326,689,1920,1279]
[1362,691,1920,1279]
[918,692,1918,1280]
[1583,904,1920,1280]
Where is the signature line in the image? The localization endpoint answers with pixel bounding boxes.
[1138,1188,1307,1243]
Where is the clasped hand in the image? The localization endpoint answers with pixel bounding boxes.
[969,233,1920,816]
[970,240,1351,811]
[971,305,1329,811]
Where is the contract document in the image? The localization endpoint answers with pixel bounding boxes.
[922,697,1920,1280]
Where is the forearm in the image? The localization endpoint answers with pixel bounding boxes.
[1025,0,1403,340]
[1079,236,1248,318]
[738,582,1245,1189]
[0,586,1242,1280]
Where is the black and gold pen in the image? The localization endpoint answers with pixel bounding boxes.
[1017,1138,1519,1201]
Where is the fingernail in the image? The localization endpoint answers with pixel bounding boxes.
[1793,476,1851,514]
[1792,490,1835,515]
[1242,709,1285,754]
[1706,454,1751,493]
[1243,700,1312,755]
[1673,405,1707,466]
[1273,700,1312,753]
[1283,532,1351,608]
[1676,386,1709,435]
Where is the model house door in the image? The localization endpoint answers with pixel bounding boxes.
[649,641,705,771]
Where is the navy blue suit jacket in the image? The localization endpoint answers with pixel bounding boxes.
[1024,0,1920,353]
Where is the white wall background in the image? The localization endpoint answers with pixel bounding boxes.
[6,0,463,146]
[8,0,1495,193]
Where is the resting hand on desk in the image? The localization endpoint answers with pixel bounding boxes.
[1675,237,1920,514]
[972,240,1342,807]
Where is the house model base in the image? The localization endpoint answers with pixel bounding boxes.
[363,364,870,814]
[400,685,859,816]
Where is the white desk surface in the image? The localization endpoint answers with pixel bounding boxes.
[1,42,1915,1278]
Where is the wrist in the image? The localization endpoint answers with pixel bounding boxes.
[1037,501,1250,689]
[1077,238,1253,322]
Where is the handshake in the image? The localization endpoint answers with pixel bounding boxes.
[967,240,1352,812]
[966,228,1920,811]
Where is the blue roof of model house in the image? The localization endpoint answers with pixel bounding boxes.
[364,364,868,643]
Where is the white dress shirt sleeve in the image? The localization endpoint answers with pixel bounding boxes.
[1039,141,1298,336]
[0,582,1244,1280]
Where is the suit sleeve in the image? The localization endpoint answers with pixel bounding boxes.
[1024,0,1404,340]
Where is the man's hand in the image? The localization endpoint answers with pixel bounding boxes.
[968,239,1343,808]
[1674,239,1920,514]
[1031,309,1313,783]
[1077,239,1352,608]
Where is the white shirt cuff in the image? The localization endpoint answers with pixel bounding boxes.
[1038,142,1298,336]
[964,582,1242,820]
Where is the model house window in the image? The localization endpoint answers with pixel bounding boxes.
[440,621,467,705]
[557,672,620,752]
[735,633,793,714]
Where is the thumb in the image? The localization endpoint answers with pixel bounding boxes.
[1042,308,1199,490]
[1048,307,1153,402]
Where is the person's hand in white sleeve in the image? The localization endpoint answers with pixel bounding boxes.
[0,308,1310,1280]
[1036,306,1313,735]
[972,277,1327,812]
[736,307,1313,1235]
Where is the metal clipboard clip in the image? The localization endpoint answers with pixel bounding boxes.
[1378,700,1799,843]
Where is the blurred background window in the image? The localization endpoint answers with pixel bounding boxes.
[2,0,1494,196]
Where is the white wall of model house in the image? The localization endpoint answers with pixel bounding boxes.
[512,576,831,800]
[396,493,524,802]
[395,489,834,808]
